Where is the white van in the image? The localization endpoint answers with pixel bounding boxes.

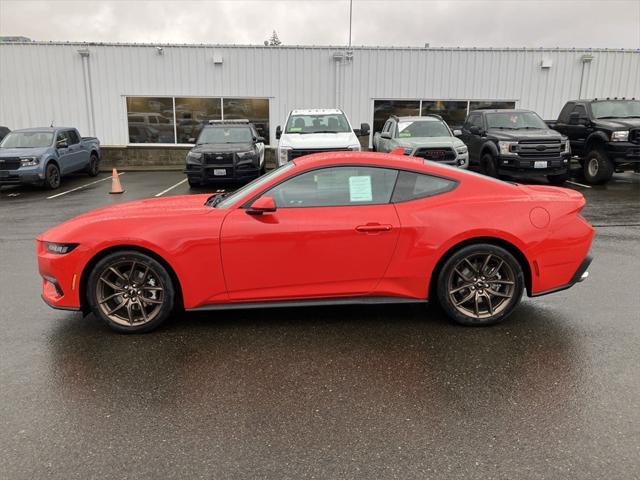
[275,109,370,166]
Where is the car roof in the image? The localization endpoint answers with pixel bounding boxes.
[11,127,72,133]
[290,108,343,115]
[471,109,532,114]
[394,116,442,122]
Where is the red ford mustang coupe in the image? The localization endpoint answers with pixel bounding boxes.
[37,152,593,333]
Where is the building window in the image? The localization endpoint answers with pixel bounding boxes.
[126,97,175,144]
[469,101,516,112]
[421,101,468,127]
[373,100,420,137]
[126,96,270,145]
[223,98,270,142]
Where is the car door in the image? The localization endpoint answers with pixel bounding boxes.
[54,131,74,174]
[220,165,401,301]
[378,120,393,152]
[65,129,87,171]
[565,104,589,156]
[252,126,265,166]
[462,114,484,164]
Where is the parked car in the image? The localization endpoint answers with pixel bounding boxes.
[373,115,469,168]
[275,108,369,166]
[0,126,10,142]
[0,127,100,189]
[184,120,265,187]
[37,150,593,333]
[459,109,571,184]
[547,98,640,184]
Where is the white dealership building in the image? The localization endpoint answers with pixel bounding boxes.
[1,42,638,151]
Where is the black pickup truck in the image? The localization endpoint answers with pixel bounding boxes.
[459,109,571,184]
[547,99,640,184]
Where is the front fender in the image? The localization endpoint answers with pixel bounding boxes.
[481,141,499,157]
[585,131,609,150]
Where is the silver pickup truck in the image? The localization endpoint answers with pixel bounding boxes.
[0,127,100,189]
[373,115,469,168]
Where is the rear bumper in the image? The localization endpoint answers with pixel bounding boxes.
[531,255,592,297]
[496,154,570,176]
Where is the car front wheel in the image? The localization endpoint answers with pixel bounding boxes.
[44,163,61,189]
[583,149,614,184]
[87,251,175,333]
[436,244,524,326]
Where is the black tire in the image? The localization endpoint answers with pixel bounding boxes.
[480,152,498,177]
[86,153,100,177]
[87,251,175,333]
[187,178,200,188]
[436,244,525,326]
[547,172,569,185]
[44,162,61,189]
[583,149,614,184]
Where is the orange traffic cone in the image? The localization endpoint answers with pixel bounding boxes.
[109,168,125,194]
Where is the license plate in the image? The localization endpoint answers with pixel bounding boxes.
[213,169,226,176]
[534,161,548,169]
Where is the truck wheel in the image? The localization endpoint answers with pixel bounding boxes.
[44,163,61,189]
[187,178,200,188]
[481,153,498,177]
[583,149,614,184]
[86,153,100,177]
[547,172,569,185]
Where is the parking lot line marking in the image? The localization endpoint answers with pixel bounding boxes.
[155,178,188,197]
[46,173,126,199]
[565,180,592,189]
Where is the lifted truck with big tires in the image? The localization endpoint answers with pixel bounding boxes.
[548,99,640,184]
[459,109,571,184]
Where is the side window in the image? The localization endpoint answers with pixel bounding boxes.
[572,104,587,119]
[267,166,398,208]
[558,103,574,122]
[66,130,80,144]
[382,120,392,133]
[391,171,457,202]
[56,132,66,146]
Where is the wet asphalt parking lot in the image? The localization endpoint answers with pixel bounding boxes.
[1,167,639,479]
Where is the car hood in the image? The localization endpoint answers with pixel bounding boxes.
[191,143,253,153]
[594,118,640,129]
[38,194,219,242]
[488,128,563,141]
[0,146,49,157]
[279,132,358,149]
[394,136,465,149]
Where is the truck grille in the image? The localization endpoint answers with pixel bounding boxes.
[0,157,21,171]
[517,140,562,158]
[413,147,456,162]
[203,152,234,166]
[630,129,640,144]
[288,148,350,161]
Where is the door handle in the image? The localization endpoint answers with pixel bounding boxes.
[356,223,393,233]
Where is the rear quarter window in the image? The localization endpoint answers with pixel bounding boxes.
[391,171,457,202]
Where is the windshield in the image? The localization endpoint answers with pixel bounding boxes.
[591,100,640,119]
[197,126,253,144]
[397,120,451,138]
[214,163,295,208]
[285,113,351,134]
[0,131,53,148]
[486,112,548,130]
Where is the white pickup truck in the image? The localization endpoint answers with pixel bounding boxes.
[275,109,370,166]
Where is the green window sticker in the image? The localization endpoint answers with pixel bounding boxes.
[289,127,302,132]
[399,132,412,137]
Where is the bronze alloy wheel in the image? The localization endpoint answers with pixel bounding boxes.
[95,259,166,327]
[447,252,516,319]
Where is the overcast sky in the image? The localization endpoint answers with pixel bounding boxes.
[1,0,639,49]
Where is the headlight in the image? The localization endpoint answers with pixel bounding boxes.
[277,147,291,166]
[456,146,468,154]
[611,131,629,142]
[563,140,571,154]
[403,147,414,155]
[45,242,79,254]
[348,145,361,151]
[236,150,256,158]
[20,156,40,166]
[186,152,203,164]
[498,141,518,155]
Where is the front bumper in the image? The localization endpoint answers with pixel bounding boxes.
[496,154,570,176]
[605,142,640,164]
[0,168,44,185]
[37,241,84,311]
[184,163,262,184]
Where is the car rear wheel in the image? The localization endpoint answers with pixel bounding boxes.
[86,153,100,177]
[87,251,175,333]
[436,244,524,326]
[481,153,498,177]
[583,149,614,184]
[44,163,61,189]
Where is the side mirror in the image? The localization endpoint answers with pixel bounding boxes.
[469,126,482,135]
[256,136,265,143]
[57,139,68,149]
[247,195,277,215]
[358,123,370,137]
[568,112,580,125]
[380,131,392,139]
[275,126,282,140]
[453,129,462,137]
